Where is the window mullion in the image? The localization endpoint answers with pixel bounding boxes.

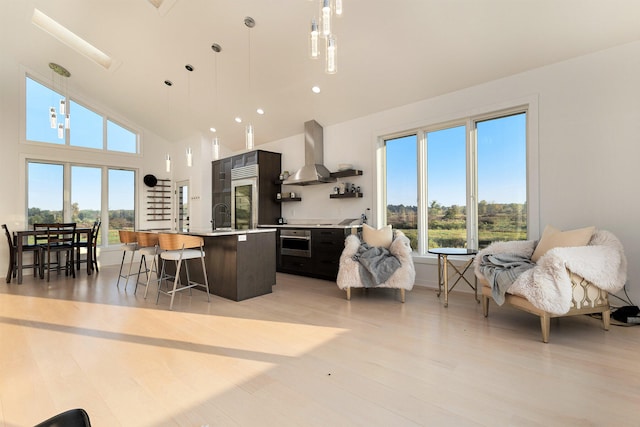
[467,120,478,249]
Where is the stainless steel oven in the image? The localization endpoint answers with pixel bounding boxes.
[280,229,311,257]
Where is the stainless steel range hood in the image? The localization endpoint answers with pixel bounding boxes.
[283,120,336,186]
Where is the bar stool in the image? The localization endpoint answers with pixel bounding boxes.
[116,230,139,290]
[134,231,163,296]
[156,233,210,310]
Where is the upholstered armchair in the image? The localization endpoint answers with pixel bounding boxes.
[474,226,627,342]
[337,225,415,302]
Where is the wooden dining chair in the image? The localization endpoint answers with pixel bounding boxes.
[2,224,41,283]
[156,233,210,310]
[76,219,101,273]
[39,223,77,281]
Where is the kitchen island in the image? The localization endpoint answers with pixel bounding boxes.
[173,228,276,301]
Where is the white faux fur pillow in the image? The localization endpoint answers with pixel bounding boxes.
[362,224,393,248]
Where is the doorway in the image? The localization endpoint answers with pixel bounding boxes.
[176,180,189,232]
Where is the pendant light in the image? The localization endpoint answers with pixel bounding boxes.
[212,136,220,161]
[309,19,319,58]
[186,147,193,167]
[47,63,71,138]
[246,124,254,150]
[326,34,337,74]
[244,16,256,150]
[165,154,171,173]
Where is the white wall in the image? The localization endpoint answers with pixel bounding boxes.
[257,40,640,305]
[2,39,639,306]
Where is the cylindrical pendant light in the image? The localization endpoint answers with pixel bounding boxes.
[64,114,70,130]
[212,137,220,161]
[186,147,193,167]
[321,0,331,36]
[246,124,254,150]
[49,107,57,128]
[310,19,319,58]
[57,123,64,139]
[165,154,171,173]
[326,34,337,74]
[335,0,343,16]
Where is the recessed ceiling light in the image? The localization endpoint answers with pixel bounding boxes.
[210,127,217,133]
[235,117,242,123]
[256,108,265,115]
[185,64,194,72]
[312,86,321,93]
[164,80,173,86]
[32,8,113,70]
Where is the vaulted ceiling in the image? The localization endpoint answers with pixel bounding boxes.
[3,0,640,151]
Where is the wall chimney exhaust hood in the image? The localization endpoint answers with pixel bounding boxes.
[283,120,336,186]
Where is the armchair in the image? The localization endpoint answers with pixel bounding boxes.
[337,228,415,302]
[474,227,627,342]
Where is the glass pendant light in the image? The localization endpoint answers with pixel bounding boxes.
[310,19,319,58]
[321,0,331,36]
[65,114,70,130]
[326,34,337,74]
[165,154,171,173]
[246,124,254,150]
[212,137,220,161]
[335,0,343,16]
[186,147,193,167]
[49,107,57,128]
[57,123,64,139]
[59,99,66,115]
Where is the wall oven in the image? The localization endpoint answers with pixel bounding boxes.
[280,229,311,258]
[231,165,259,230]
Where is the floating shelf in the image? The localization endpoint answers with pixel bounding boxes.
[330,169,363,178]
[146,178,171,220]
[330,192,363,199]
[276,197,302,202]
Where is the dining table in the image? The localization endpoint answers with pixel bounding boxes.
[14,226,93,284]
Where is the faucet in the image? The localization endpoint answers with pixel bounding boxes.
[212,203,230,230]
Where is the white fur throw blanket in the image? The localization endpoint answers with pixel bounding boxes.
[337,230,415,290]
[474,230,627,315]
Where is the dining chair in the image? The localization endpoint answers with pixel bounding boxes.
[2,224,41,283]
[34,408,91,427]
[135,231,163,296]
[116,230,139,290]
[156,233,210,310]
[75,219,101,273]
[39,223,77,281]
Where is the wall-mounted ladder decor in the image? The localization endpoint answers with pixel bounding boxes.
[147,178,171,221]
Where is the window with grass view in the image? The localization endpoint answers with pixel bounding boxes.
[27,162,135,246]
[384,110,527,253]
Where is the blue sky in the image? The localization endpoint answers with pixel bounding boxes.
[26,77,136,211]
[386,113,526,207]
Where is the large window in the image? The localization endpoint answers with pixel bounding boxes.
[383,109,528,254]
[25,76,138,153]
[28,161,135,246]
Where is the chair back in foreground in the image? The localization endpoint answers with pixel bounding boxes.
[34,407,91,427]
[75,219,101,273]
[116,229,139,290]
[156,233,210,310]
[2,224,41,282]
[135,231,162,295]
[40,223,77,281]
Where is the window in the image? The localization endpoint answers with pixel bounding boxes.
[27,161,135,246]
[383,109,528,254]
[25,76,138,153]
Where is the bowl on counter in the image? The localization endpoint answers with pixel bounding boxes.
[338,163,353,171]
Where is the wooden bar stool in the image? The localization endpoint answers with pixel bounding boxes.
[156,233,210,310]
[134,231,163,296]
[116,230,139,290]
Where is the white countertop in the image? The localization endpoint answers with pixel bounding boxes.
[186,228,276,236]
[258,224,362,230]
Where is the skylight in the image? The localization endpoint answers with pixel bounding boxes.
[31,8,113,70]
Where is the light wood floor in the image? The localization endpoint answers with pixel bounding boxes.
[0,266,638,427]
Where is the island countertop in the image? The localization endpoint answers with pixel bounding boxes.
[185,228,277,236]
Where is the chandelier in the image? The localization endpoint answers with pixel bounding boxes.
[48,62,71,139]
[309,0,342,74]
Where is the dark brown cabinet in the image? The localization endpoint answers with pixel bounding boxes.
[212,150,281,229]
[277,227,359,281]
